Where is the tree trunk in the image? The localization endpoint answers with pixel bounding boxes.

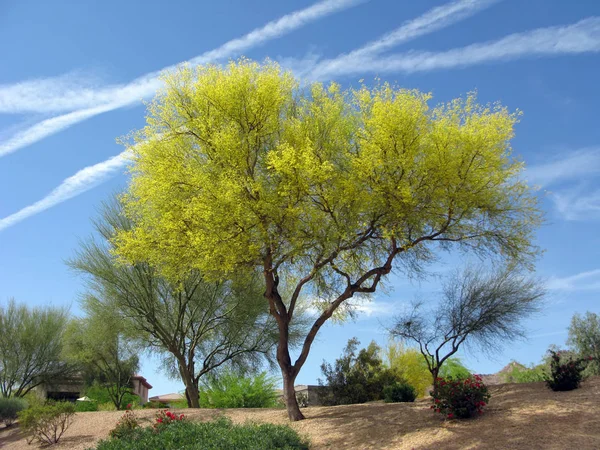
[185,383,200,408]
[281,367,304,421]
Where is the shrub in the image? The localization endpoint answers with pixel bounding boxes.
[109,410,140,439]
[383,382,417,403]
[545,350,591,391]
[169,399,188,409]
[320,338,404,405]
[98,402,118,411]
[84,384,140,410]
[430,375,490,419]
[18,401,75,445]
[199,371,279,408]
[0,397,27,426]
[143,401,169,409]
[94,416,309,449]
[153,409,185,432]
[502,362,546,383]
[75,400,98,412]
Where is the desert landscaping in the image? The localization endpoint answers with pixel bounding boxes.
[2,378,600,450]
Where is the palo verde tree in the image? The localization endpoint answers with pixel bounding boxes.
[69,198,281,408]
[63,299,139,410]
[391,265,545,382]
[568,311,600,376]
[113,59,542,420]
[0,299,72,398]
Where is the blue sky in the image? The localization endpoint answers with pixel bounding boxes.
[1,0,600,397]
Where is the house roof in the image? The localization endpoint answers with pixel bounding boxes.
[149,392,185,402]
[132,375,153,389]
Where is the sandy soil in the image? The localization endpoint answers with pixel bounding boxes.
[2,377,600,449]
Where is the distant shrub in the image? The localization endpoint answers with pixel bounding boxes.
[383,382,417,403]
[545,350,591,391]
[18,401,75,445]
[0,397,27,426]
[199,371,279,408]
[84,384,140,410]
[438,358,471,380]
[95,416,309,450]
[109,410,140,439]
[296,393,309,408]
[147,401,169,409]
[169,399,188,409]
[502,362,546,383]
[98,402,118,411]
[75,400,98,412]
[430,375,490,419]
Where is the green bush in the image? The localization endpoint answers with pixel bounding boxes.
[502,363,546,383]
[18,401,75,445]
[430,375,490,419]
[0,397,28,426]
[75,400,98,412]
[94,416,309,449]
[199,371,279,408]
[84,384,140,410]
[545,350,591,391]
[142,401,170,409]
[109,410,140,439]
[383,382,417,403]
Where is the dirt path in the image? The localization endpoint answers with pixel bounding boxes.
[2,377,600,449]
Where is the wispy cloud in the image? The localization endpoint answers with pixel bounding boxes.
[552,188,600,221]
[547,269,600,291]
[308,0,500,79]
[525,147,600,187]
[0,150,130,232]
[0,0,363,115]
[311,17,600,77]
[0,0,363,157]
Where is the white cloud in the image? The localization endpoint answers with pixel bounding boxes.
[0,0,364,158]
[525,148,600,187]
[0,0,363,115]
[547,269,600,291]
[551,188,600,221]
[311,17,600,77]
[308,0,500,79]
[0,150,131,232]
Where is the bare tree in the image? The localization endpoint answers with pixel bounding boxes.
[391,265,545,382]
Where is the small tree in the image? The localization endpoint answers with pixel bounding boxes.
[319,338,399,405]
[113,60,542,420]
[70,199,283,408]
[63,302,139,410]
[0,299,72,398]
[567,312,600,376]
[391,265,544,382]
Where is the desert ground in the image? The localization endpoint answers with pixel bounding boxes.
[2,377,600,450]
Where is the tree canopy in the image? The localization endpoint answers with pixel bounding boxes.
[568,311,600,376]
[70,199,283,408]
[0,299,71,398]
[391,265,544,381]
[113,59,542,420]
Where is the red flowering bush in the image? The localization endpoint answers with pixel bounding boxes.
[430,375,490,419]
[153,409,185,432]
[545,350,593,391]
[109,410,140,439]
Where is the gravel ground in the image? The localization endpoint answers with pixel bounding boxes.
[2,377,600,449]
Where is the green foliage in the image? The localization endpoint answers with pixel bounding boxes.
[0,397,27,426]
[438,358,471,380]
[501,361,546,383]
[383,341,431,397]
[383,382,417,403]
[568,312,600,376]
[168,399,189,409]
[98,402,118,411]
[545,350,591,392]
[0,299,71,398]
[75,400,98,412]
[199,371,279,408]
[18,401,75,445]
[319,338,403,406]
[142,401,169,409]
[109,410,140,439]
[113,58,542,419]
[95,416,309,449]
[84,383,140,410]
[430,375,490,419]
[152,410,185,433]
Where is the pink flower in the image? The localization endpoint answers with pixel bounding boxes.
[447,413,454,419]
